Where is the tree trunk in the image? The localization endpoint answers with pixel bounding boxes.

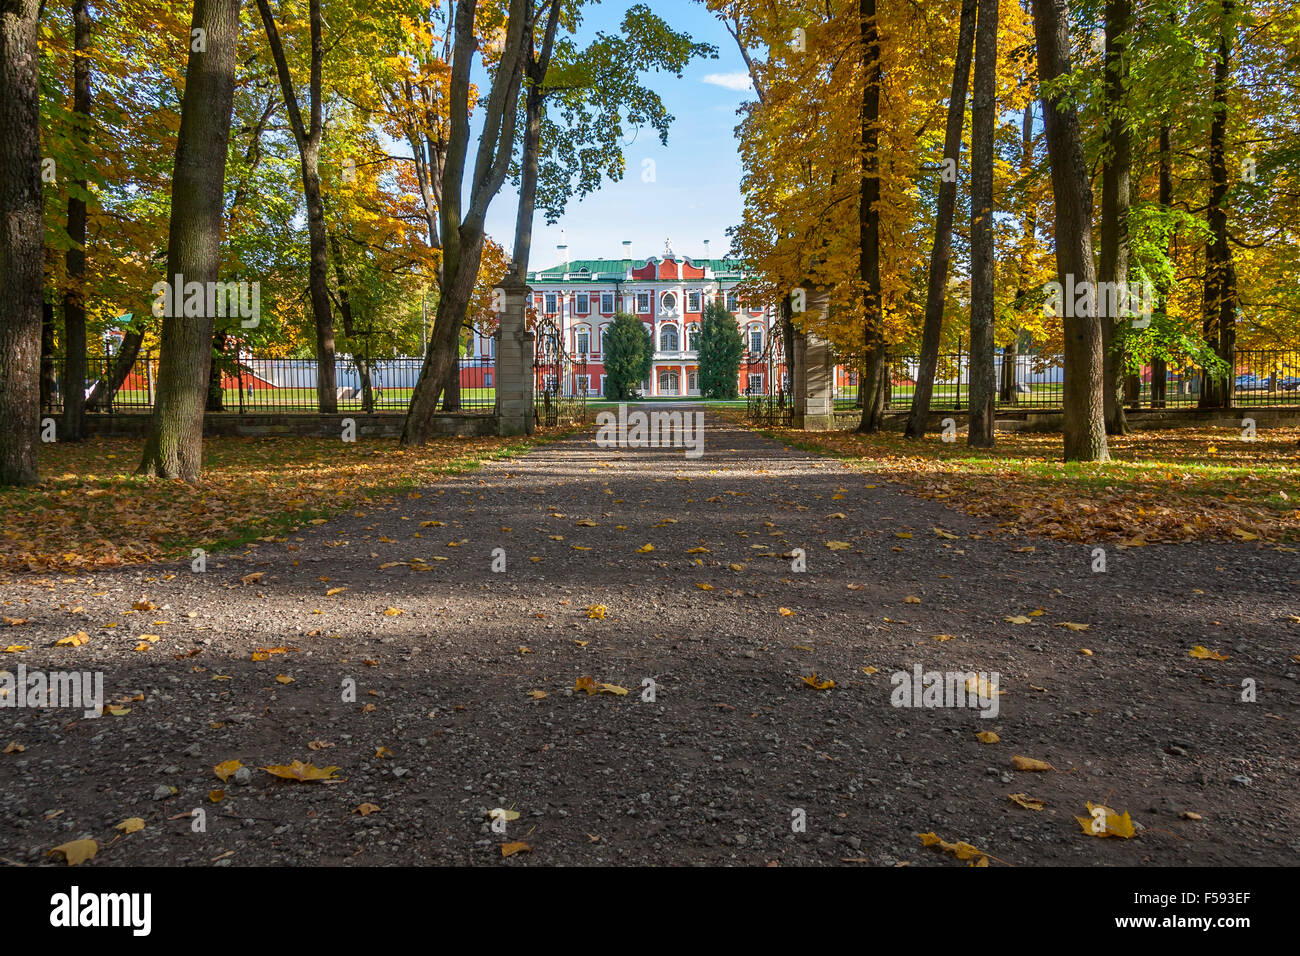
[1150,120,1172,408]
[256,0,337,413]
[1032,0,1108,461]
[1099,0,1131,435]
[1000,340,1018,403]
[967,0,998,448]
[86,328,143,410]
[329,234,373,413]
[1199,0,1236,409]
[40,298,57,413]
[905,0,976,439]
[857,0,885,434]
[0,0,43,486]
[59,0,91,442]
[206,330,226,411]
[137,0,239,481]
[510,78,545,283]
[402,0,528,444]
[1004,103,1037,405]
[302,161,337,412]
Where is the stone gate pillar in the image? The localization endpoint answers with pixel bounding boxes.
[494,277,534,436]
[791,290,834,430]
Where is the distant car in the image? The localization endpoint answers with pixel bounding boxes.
[1234,374,1264,390]
[1279,376,1300,391]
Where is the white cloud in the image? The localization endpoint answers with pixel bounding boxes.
[701,71,754,92]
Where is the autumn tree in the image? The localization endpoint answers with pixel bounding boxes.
[905,0,976,440]
[966,0,999,447]
[0,0,43,485]
[401,0,528,443]
[255,0,339,413]
[1032,0,1108,461]
[60,0,92,442]
[137,0,240,480]
[509,2,715,280]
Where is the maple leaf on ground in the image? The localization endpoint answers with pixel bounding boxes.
[261,760,341,782]
[1076,801,1137,838]
[918,832,989,866]
[48,838,99,865]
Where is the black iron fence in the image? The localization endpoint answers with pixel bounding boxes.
[43,351,497,415]
[818,348,1300,412]
[532,315,589,427]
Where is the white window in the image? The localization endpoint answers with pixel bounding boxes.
[659,370,680,394]
[599,325,610,353]
[660,325,679,351]
[636,292,651,314]
[749,328,763,353]
[687,291,701,313]
[726,291,739,311]
[576,328,590,354]
[687,325,700,351]
[748,373,764,393]
[464,337,475,356]
[544,292,558,314]
[660,291,677,314]
[485,371,493,386]
[600,292,614,314]
[575,374,591,394]
[575,292,590,315]
[688,371,698,392]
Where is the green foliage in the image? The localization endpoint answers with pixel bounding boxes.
[527,4,716,224]
[697,301,743,399]
[603,311,652,399]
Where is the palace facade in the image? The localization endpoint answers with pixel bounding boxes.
[523,241,778,398]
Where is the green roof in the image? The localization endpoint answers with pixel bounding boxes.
[527,257,749,282]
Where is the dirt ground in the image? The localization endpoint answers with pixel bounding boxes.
[1,409,1296,866]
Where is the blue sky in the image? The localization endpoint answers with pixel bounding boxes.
[479,1,755,270]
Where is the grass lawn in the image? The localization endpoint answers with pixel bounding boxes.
[742,415,1300,544]
[0,430,559,573]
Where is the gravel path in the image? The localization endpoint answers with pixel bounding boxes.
[1,408,1296,866]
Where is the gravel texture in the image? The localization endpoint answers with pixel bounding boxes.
[1,408,1296,866]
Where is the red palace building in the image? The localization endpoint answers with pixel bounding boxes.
[523,240,779,398]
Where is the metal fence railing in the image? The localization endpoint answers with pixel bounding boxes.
[43,351,498,415]
[744,346,1300,422]
[793,348,1300,413]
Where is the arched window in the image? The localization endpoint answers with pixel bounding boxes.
[576,328,590,355]
[660,292,677,314]
[599,325,610,354]
[748,326,763,354]
[687,324,700,351]
[660,324,679,351]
